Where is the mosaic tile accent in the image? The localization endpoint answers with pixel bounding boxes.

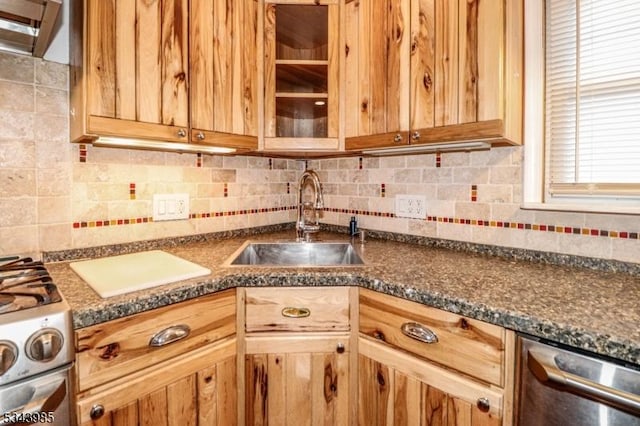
[269,158,273,170]
[129,183,136,200]
[435,152,441,168]
[79,144,87,163]
[223,183,228,197]
[359,157,363,169]
[323,208,639,240]
[196,153,202,167]
[471,184,477,202]
[287,182,291,194]
[381,183,386,198]
[72,206,297,229]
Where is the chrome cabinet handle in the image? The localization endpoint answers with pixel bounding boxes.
[401,322,438,344]
[177,128,187,138]
[281,307,311,318]
[149,325,191,347]
[528,347,640,415]
[394,133,403,143]
[411,131,421,141]
[196,131,205,141]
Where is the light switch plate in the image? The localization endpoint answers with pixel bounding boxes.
[395,194,427,219]
[153,193,189,221]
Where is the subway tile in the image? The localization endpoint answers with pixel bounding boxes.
[0,110,34,141]
[422,167,453,184]
[438,221,473,242]
[38,196,71,224]
[35,87,68,115]
[379,156,406,169]
[223,155,248,169]
[0,197,36,226]
[611,239,640,263]
[348,169,369,183]
[39,224,72,251]
[455,202,491,220]
[211,169,237,183]
[394,168,421,183]
[361,157,380,169]
[35,59,68,89]
[0,169,36,197]
[338,157,359,169]
[0,52,34,83]
[440,152,470,167]
[452,167,489,184]
[0,225,38,255]
[0,81,34,111]
[437,184,470,201]
[37,168,71,196]
[490,166,522,185]
[203,154,224,168]
[406,154,433,168]
[0,140,35,168]
[476,184,513,203]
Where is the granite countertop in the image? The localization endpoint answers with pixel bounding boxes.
[45,230,640,366]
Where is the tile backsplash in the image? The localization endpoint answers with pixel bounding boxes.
[1,52,638,263]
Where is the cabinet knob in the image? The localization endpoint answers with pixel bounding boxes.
[336,343,345,354]
[90,404,105,420]
[393,133,403,143]
[177,129,187,138]
[411,131,421,141]
[476,397,491,413]
[196,132,205,141]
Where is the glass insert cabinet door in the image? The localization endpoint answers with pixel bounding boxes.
[264,2,339,140]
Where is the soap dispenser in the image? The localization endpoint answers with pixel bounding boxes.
[349,216,358,236]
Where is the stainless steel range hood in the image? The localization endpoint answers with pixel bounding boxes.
[0,0,61,57]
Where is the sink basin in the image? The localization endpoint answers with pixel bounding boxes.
[225,241,365,266]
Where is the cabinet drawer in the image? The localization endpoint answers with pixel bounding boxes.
[76,289,236,392]
[359,289,505,386]
[244,287,350,333]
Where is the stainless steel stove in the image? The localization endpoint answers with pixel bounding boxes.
[0,255,74,425]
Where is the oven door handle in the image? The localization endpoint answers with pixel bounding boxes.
[0,377,66,425]
[528,347,640,415]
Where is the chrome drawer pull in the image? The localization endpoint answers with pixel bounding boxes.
[401,322,438,344]
[149,325,191,347]
[281,307,311,318]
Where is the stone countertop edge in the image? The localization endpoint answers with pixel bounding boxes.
[45,227,640,367]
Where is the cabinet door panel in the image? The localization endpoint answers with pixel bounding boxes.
[139,388,168,426]
[167,375,197,426]
[111,402,138,426]
[160,0,189,127]
[458,0,479,124]
[410,0,435,131]
[246,348,349,425]
[434,0,458,127]
[358,354,392,426]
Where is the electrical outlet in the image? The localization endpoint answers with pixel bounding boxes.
[153,193,190,221]
[395,194,427,219]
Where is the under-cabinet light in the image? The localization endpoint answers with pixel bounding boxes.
[93,137,237,154]
[314,100,326,106]
[361,140,491,156]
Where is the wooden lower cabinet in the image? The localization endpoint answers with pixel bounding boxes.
[244,335,351,426]
[358,338,504,426]
[76,338,237,426]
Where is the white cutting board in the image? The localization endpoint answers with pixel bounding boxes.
[70,250,211,298]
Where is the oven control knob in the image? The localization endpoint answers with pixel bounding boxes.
[26,329,64,362]
[0,341,18,376]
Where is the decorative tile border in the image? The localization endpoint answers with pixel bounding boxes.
[72,206,297,229]
[471,185,477,202]
[79,144,87,163]
[323,208,639,240]
[129,183,136,200]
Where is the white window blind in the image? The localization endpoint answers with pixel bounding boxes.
[545,0,640,196]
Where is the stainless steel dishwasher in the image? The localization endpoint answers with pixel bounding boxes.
[517,334,640,425]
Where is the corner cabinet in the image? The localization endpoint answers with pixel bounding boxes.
[239,287,357,425]
[262,1,343,153]
[344,0,524,152]
[74,290,237,426]
[70,0,259,152]
[357,289,515,426]
[189,0,260,150]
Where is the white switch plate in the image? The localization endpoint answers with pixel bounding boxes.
[395,194,427,219]
[153,193,190,221]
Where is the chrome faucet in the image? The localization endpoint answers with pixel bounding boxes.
[296,169,324,242]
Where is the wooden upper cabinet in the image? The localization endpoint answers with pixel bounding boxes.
[262,0,342,153]
[189,0,260,150]
[345,0,523,152]
[70,0,190,144]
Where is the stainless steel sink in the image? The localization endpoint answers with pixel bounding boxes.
[224,241,365,266]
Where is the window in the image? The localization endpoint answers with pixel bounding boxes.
[523,0,640,213]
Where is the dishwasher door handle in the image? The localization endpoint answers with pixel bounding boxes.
[528,347,640,415]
